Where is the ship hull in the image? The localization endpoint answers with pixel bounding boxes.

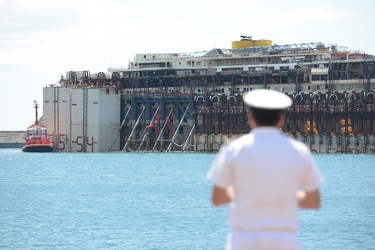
[22,145,53,153]
[52,39,375,153]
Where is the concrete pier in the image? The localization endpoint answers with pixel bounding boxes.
[0,131,25,148]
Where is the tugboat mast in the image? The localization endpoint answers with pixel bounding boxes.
[33,100,39,125]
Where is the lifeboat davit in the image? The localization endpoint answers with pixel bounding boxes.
[22,100,53,153]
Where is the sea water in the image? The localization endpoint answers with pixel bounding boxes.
[0,149,374,250]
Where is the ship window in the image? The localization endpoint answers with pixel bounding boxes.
[144,55,146,59]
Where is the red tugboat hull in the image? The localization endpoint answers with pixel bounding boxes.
[22,144,53,153]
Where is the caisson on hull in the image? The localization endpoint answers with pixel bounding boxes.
[45,37,375,153]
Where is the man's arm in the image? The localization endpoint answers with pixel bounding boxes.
[211,186,234,206]
[297,189,321,209]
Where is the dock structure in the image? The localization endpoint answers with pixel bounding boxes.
[121,89,195,152]
[0,131,25,148]
[51,39,375,153]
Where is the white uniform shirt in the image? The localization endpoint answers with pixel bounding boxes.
[207,127,323,232]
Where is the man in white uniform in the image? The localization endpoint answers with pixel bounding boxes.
[207,89,323,250]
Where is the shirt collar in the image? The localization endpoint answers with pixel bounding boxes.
[251,127,282,135]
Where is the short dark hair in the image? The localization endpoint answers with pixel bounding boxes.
[250,107,282,126]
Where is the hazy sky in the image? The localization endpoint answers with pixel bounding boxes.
[1,0,374,131]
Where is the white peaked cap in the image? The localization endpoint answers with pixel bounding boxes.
[243,89,292,110]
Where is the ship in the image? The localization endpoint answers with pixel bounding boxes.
[22,100,53,152]
[41,36,375,153]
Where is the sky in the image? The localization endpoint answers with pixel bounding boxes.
[1,0,375,131]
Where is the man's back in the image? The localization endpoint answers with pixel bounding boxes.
[224,127,317,232]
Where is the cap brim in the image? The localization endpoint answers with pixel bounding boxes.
[243,89,292,110]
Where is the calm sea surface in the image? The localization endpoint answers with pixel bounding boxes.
[0,149,374,250]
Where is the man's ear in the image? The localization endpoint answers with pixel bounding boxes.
[278,113,285,127]
[247,113,256,128]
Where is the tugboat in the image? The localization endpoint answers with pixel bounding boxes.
[22,100,53,152]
